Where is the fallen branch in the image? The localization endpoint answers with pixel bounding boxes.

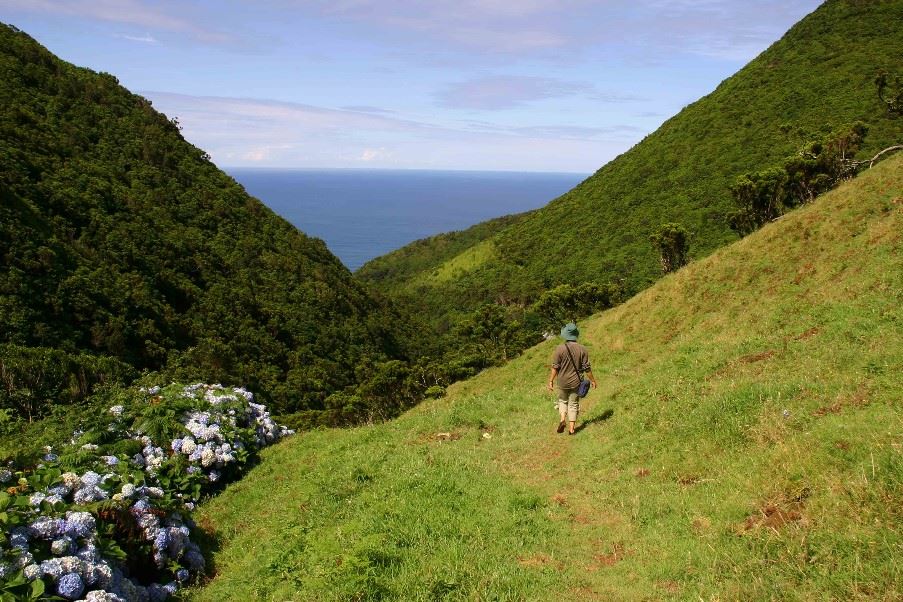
[869,144,903,168]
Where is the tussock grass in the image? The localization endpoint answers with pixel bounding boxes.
[186,156,902,600]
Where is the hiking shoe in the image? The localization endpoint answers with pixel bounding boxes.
[556,421,566,434]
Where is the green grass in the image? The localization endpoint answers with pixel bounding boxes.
[185,155,902,600]
[411,239,497,288]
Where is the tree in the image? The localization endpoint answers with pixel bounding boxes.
[649,223,690,274]
[875,70,903,116]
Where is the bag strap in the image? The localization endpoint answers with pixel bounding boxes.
[563,341,584,379]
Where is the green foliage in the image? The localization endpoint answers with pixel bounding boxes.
[875,69,903,115]
[0,23,402,420]
[531,282,623,331]
[0,344,135,422]
[649,223,690,274]
[728,123,869,235]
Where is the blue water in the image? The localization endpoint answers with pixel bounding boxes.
[227,169,587,271]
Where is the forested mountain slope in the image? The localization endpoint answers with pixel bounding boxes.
[189,153,902,601]
[358,0,903,325]
[0,23,400,416]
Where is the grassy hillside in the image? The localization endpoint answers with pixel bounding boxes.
[0,23,402,417]
[185,154,902,600]
[358,0,903,324]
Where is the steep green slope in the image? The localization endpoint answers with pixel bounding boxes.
[0,24,399,416]
[187,155,902,600]
[359,0,903,321]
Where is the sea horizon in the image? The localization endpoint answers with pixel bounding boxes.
[227,168,587,272]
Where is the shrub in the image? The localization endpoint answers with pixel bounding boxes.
[0,383,293,601]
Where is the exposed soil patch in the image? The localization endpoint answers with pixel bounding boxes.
[813,384,870,417]
[739,349,776,363]
[793,262,816,284]
[691,516,712,534]
[657,580,681,594]
[551,493,568,507]
[518,553,564,571]
[587,543,626,570]
[635,468,650,478]
[739,501,805,533]
[794,327,820,341]
[677,474,700,486]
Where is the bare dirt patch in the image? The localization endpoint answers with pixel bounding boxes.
[587,543,626,570]
[635,468,651,478]
[657,580,681,594]
[739,501,806,533]
[739,349,776,363]
[551,493,569,507]
[677,474,701,486]
[813,384,870,417]
[794,327,820,341]
[518,553,564,571]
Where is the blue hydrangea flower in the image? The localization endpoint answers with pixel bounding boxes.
[10,526,30,549]
[29,516,66,539]
[56,572,85,599]
[80,472,101,487]
[40,558,64,579]
[64,511,96,538]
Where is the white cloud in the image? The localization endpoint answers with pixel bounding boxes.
[114,32,157,43]
[143,91,643,171]
[0,0,233,44]
[360,147,393,162]
[437,75,593,110]
[302,0,821,61]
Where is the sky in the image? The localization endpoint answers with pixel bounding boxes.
[0,0,823,173]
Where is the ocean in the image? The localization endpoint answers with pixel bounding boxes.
[227,169,587,272]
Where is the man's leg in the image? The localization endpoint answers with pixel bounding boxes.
[567,393,580,434]
[556,398,567,433]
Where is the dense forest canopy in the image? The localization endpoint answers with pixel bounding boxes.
[0,23,403,418]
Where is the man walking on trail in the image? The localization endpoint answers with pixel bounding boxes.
[546,322,597,435]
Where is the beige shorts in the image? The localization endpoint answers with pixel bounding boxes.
[555,387,580,422]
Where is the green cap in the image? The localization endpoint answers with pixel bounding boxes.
[560,322,579,341]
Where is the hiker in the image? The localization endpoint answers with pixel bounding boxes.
[546,322,597,435]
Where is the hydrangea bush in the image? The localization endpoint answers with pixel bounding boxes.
[0,384,293,601]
